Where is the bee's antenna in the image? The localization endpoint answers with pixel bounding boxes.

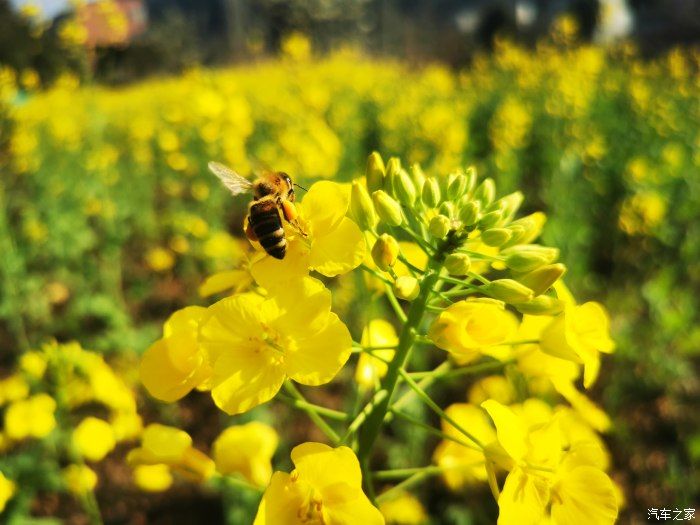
[294,183,308,192]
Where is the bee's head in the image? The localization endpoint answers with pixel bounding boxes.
[278,172,295,202]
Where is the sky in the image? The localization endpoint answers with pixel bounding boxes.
[9,0,76,19]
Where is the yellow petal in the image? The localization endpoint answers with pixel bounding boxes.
[198,270,252,297]
[300,181,350,234]
[213,422,278,486]
[210,347,286,415]
[292,443,362,490]
[270,277,332,336]
[497,469,549,525]
[250,238,310,290]
[325,494,385,525]
[551,466,618,525]
[285,313,352,386]
[141,424,192,463]
[164,306,207,337]
[253,472,306,525]
[72,417,116,462]
[133,464,173,492]
[140,337,206,402]
[481,400,527,461]
[309,217,366,276]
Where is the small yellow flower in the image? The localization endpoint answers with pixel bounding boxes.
[254,442,384,525]
[432,404,495,489]
[199,277,352,415]
[251,181,366,289]
[355,319,398,388]
[145,247,175,272]
[19,351,48,378]
[140,306,211,402]
[63,464,98,495]
[198,270,253,298]
[133,464,173,492]
[0,374,29,406]
[379,491,428,524]
[429,299,518,363]
[127,424,215,482]
[540,302,615,388]
[4,394,56,440]
[73,417,116,462]
[0,472,15,513]
[213,422,278,487]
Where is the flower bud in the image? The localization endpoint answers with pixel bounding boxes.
[483,279,534,304]
[473,178,495,207]
[384,157,401,195]
[350,181,377,231]
[503,224,526,247]
[481,228,512,247]
[517,263,566,296]
[508,212,546,245]
[478,208,502,230]
[494,191,524,222]
[459,200,480,226]
[439,201,455,219]
[422,178,441,208]
[502,245,559,273]
[393,276,420,301]
[372,234,399,271]
[372,190,403,226]
[447,173,468,201]
[394,169,417,206]
[409,163,426,190]
[444,253,471,276]
[366,152,385,193]
[515,295,565,316]
[429,215,451,239]
[464,166,477,194]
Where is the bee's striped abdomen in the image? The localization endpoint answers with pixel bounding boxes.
[249,200,286,259]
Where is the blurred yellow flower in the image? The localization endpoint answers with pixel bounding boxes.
[145,247,175,272]
[199,277,352,415]
[4,394,56,440]
[0,375,29,406]
[379,491,428,524]
[63,464,98,495]
[254,442,383,525]
[0,472,15,513]
[133,464,173,493]
[140,306,211,403]
[468,376,516,406]
[281,32,312,61]
[355,319,398,388]
[128,424,215,482]
[73,417,116,462]
[213,422,278,487]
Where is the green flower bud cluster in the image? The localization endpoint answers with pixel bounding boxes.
[352,153,567,311]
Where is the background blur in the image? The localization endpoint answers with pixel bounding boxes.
[0,0,698,523]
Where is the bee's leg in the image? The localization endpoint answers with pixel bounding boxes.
[281,200,308,237]
[244,216,258,242]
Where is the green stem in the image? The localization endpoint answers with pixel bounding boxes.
[389,408,481,451]
[283,382,340,444]
[340,390,389,444]
[392,361,451,412]
[359,264,393,286]
[220,474,264,493]
[397,368,484,449]
[277,394,349,421]
[409,358,512,381]
[400,225,436,255]
[373,465,446,480]
[384,284,408,323]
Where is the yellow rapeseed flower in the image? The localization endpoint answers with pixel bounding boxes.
[212,422,278,487]
[199,277,352,415]
[355,319,398,388]
[73,417,116,462]
[254,442,384,524]
[251,181,365,289]
[4,394,56,440]
[145,247,175,272]
[540,302,615,388]
[428,299,518,363]
[63,464,98,495]
[378,491,428,524]
[140,306,211,402]
[127,424,215,482]
[0,472,15,512]
[133,464,173,492]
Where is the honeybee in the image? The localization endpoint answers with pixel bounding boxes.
[208,161,307,260]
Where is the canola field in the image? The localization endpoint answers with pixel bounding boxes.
[0,30,698,524]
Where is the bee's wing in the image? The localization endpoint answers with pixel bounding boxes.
[208,161,254,196]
